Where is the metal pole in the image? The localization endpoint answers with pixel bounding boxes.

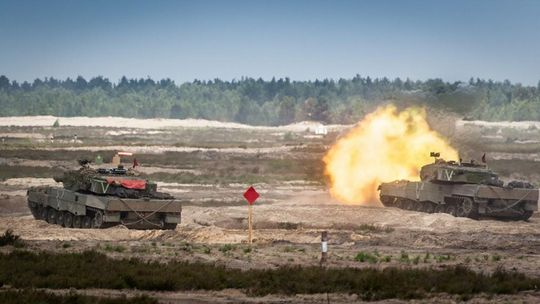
[248,204,253,244]
[320,231,328,266]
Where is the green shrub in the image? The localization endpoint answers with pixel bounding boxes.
[356,224,394,233]
[355,251,378,264]
[180,243,192,252]
[0,250,538,301]
[283,246,294,253]
[399,251,409,263]
[219,244,236,253]
[277,222,298,230]
[104,244,126,253]
[382,255,392,263]
[283,132,294,141]
[0,289,157,304]
[436,254,451,263]
[0,229,21,247]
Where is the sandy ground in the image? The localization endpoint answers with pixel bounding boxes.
[9,288,540,304]
[3,144,302,154]
[6,115,540,132]
[0,116,348,132]
[2,192,540,303]
[456,119,540,130]
[1,116,540,302]
[3,191,539,243]
[1,192,539,277]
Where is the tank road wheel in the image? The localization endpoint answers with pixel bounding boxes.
[400,200,408,210]
[394,199,403,209]
[413,201,423,212]
[56,211,65,226]
[423,203,435,214]
[63,212,74,228]
[82,216,93,229]
[92,211,104,229]
[40,207,49,222]
[445,204,457,217]
[72,216,83,228]
[46,208,57,224]
[27,201,39,219]
[402,200,413,211]
[164,223,177,230]
[380,196,394,207]
[518,210,534,221]
[456,197,478,219]
[35,205,45,220]
[509,208,534,221]
[434,204,444,213]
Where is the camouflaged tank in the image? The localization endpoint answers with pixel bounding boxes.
[27,161,181,229]
[378,154,538,220]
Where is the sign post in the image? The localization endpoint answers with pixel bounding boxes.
[320,231,328,266]
[248,204,253,244]
[243,186,259,244]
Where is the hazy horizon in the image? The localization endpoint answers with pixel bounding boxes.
[2,74,540,88]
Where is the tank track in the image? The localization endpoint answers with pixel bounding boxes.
[27,200,177,230]
[380,195,533,221]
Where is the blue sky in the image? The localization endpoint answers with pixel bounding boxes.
[1,0,539,85]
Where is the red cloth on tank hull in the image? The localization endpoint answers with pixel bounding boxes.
[106,178,146,190]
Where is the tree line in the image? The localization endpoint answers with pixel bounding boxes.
[1,75,540,125]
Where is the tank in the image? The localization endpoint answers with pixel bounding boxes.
[26,161,181,229]
[378,153,538,220]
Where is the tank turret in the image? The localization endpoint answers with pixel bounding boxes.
[54,162,172,199]
[419,159,503,187]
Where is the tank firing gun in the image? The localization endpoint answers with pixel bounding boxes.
[379,152,538,220]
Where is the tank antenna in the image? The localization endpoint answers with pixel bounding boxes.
[430,152,440,162]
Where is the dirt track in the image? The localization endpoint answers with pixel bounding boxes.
[4,191,539,244]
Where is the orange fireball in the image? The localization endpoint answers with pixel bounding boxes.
[323,105,458,205]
